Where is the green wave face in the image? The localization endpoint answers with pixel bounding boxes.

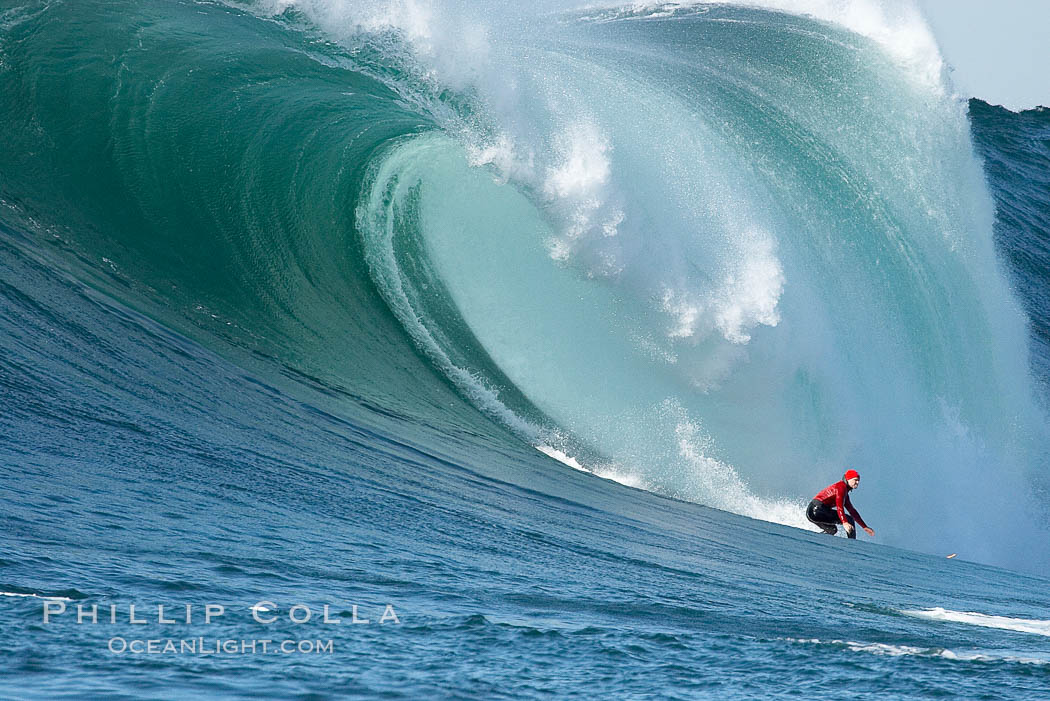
[0,0,447,416]
[2,0,1048,562]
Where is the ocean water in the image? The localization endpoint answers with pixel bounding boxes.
[2,0,1050,697]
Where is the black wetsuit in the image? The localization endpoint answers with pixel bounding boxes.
[806,499,857,538]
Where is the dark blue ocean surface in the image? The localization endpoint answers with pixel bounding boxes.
[2,1,1050,698]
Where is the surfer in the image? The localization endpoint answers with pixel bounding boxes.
[806,469,874,539]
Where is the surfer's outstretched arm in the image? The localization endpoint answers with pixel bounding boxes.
[846,497,874,536]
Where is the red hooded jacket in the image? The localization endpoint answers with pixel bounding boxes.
[813,480,868,528]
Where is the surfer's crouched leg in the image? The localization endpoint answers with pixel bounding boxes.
[806,499,839,535]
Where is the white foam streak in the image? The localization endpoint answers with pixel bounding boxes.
[786,637,1050,665]
[536,444,584,470]
[900,608,1050,637]
[537,446,651,490]
[0,592,74,601]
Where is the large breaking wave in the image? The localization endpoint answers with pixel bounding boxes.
[346,0,1050,555]
[1,0,1047,565]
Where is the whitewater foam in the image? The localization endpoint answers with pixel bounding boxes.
[537,445,652,490]
[900,608,1050,637]
[0,592,74,601]
[536,445,584,471]
[786,637,1050,665]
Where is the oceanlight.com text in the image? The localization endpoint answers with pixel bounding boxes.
[108,637,335,655]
